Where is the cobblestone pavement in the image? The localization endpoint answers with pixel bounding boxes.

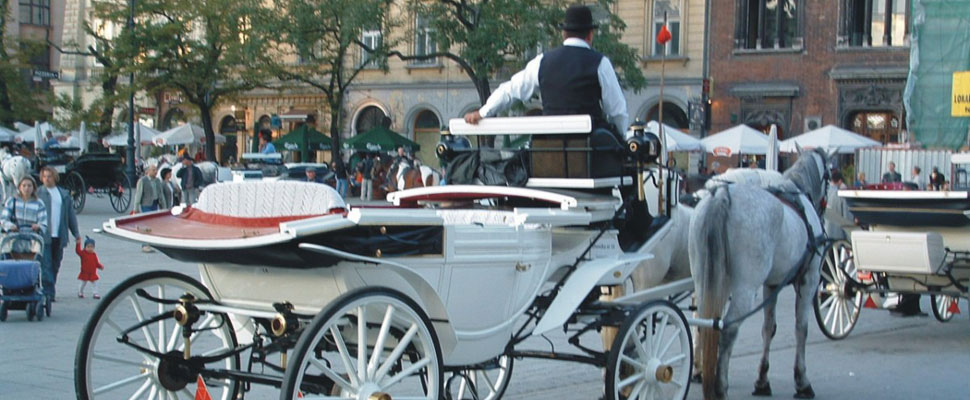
[1,196,967,399]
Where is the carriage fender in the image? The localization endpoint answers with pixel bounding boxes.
[297,243,457,357]
[532,252,653,336]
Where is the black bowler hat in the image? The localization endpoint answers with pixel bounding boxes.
[559,5,598,31]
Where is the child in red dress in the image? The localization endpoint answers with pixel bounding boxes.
[77,236,104,299]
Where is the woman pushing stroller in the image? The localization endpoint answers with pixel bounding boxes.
[1,177,48,238]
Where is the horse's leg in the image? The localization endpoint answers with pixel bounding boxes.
[753,285,778,396]
[793,258,820,399]
[715,289,756,400]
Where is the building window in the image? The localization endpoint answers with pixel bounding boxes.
[736,0,801,50]
[355,106,388,134]
[361,29,382,68]
[843,0,907,47]
[851,111,900,143]
[412,15,437,65]
[652,0,682,56]
[19,0,50,26]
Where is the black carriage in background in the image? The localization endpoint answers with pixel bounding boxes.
[53,152,132,214]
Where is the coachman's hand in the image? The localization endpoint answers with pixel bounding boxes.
[464,110,483,125]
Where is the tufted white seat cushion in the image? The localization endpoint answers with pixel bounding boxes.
[194,181,346,218]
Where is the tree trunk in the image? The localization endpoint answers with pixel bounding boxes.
[98,75,119,136]
[329,95,344,163]
[474,75,492,105]
[199,103,217,162]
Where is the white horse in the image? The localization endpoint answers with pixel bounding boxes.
[418,164,442,187]
[689,148,829,400]
[169,161,220,189]
[0,149,32,203]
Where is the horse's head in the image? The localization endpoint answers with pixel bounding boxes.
[785,145,830,213]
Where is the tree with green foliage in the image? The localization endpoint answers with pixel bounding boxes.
[0,0,49,127]
[96,0,267,161]
[402,0,645,106]
[255,0,396,161]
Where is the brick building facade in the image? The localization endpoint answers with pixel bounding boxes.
[708,0,910,146]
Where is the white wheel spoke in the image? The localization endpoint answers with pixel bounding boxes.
[185,314,217,348]
[657,329,679,359]
[663,353,687,366]
[642,381,654,400]
[93,352,151,368]
[309,357,355,394]
[367,305,395,378]
[158,286,167,354]
[374,323,418,381]
[129,295,158,353]
[626,379,645,399]
[127,378,153,400]
[357,306,367,382]
[148,386,158,400]
[823,295,838,327]
[620,353,647,370]
[617,373,642,390]
[166,317,182,352]
[179,388,194,399]
[329,325,360,387]
[480,369,497,393]
[379,356,430,389]
[93,371,150,395]
[652,313,669,355]
[636,324,651,360]
[819,293,835,309]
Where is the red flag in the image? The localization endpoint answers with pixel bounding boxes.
[195,376,212,400]
[656,24,672,45]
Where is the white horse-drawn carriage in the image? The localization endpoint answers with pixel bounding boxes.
[79,115,715,400]
[814,154,970,340]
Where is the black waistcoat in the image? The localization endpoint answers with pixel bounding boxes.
[538,45,605,124]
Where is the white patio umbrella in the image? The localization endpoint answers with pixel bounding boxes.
[153,123,226,146]
[701,124,770,156]
[766,124,779,171]
[16,122,62,143]
[0,126,16,142]
[103,123,162,146]
[646,121,703,152]
[779,125,881,154]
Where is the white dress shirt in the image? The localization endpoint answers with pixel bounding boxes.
[48,187,62,238]
[477,38,629,135]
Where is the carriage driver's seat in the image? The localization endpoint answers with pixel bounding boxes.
[193,181,347,218]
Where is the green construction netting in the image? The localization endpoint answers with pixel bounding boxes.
[904,0,970,149]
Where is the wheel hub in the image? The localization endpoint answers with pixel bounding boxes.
[357,382,392,400]
[156,351,192,391]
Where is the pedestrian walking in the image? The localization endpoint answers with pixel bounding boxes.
[361,153,374,201]
[38,166,80,300]
[176,156,204,205]
[334,160,349,198]
[160,167,181,208]
[76,236,104,299]
[132,164,164,213]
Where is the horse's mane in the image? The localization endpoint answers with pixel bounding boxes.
[783,148,826,207]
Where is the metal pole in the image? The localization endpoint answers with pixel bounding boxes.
[125,0,136,183]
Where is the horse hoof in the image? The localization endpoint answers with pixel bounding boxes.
[752,382,772,396]
[794,385,815,399]
[691,372,703,384]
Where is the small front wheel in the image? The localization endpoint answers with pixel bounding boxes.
[281,287,443,400]
[931,294,957,322]
[606,300,692,400]
[446,354,513,400]
[110,173,133,213]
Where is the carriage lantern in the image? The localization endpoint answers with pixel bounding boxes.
[626,119,661,165]
[435,126,471,164]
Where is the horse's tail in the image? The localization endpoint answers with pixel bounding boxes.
[693,186,732,400]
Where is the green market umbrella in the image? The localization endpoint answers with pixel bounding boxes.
[273,125,333,160]
[342,126,420,152]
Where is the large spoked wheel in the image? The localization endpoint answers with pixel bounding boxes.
[281,287,443,400]
[76,271,239,400]
[814,240,863,340]
[446,354,513,400]
[931,294,957,322]
[606,300,692,400]
[63,171,86,213]
[110,173,133,213]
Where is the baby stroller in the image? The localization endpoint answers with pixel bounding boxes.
[0,232,48,321]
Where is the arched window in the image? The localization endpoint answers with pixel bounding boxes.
[645,103,689,130]
[219,116,237,134]
[355,106,387,134]
[160,108,186,131]
[412,110,440,166]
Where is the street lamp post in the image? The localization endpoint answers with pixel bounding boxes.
[125,0,137,184]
